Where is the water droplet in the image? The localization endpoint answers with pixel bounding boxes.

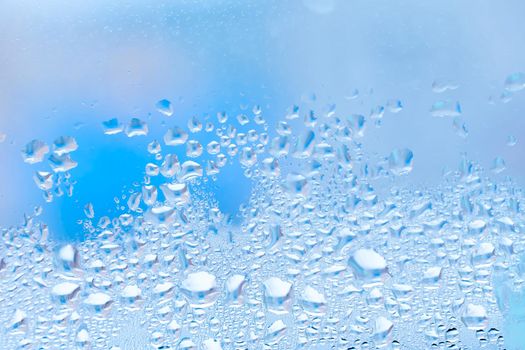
[48,153,78,172]
[263,277,293,314]
[76,325,91,347]
[56,244,80,270]
[121,285,142,303]
[388,148,414,176]
[186,140,203,158]
[462,304,488,330]
[386,99,403,113]
[293,130,316,159]
[181,271,219,308]
[8,309,27,331]
[160,182,190,206]
[33,171,54,190]
[206,141,221,155]
[285,173,310,198]
[373,316,394,345]
[504,72,525,92]
[239,147,257,168]
[237,114,250,126]
[125,118,148,137]
[299,286,327,315]
[500,90,513,103]
[265,319,287,344]
[187,115,202,133]
[348,249,388,280]
[491,156,506,173]
[145,205,176,224]
[422,266,442,284]
[225,274,246,305]
[345,88,359,100]
[453,117,469,138]
[507,135,517,146]
[345,114,366,137]
[84,292,112,311]
[217,111,228,124]
[53,136,78,155]
[156,99,174,116]
[51,282,80,303]
[261,157,280,177]
[471,242,495,266]
[430,101,462,117]
[21,140,49,164]
[102,118,124,135]
[432,79,459,93]
[84,202,95,219]
[370,105,385,120]
[147,140,162,154]
[164,127,188,146]
[160,154,181,178]
[179,161,203,181]
[285,105,300,120]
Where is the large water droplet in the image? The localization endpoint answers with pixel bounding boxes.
[348,249,388,280]
[263,277,293,314]
[180,271,219,308]
[462,304,488,330]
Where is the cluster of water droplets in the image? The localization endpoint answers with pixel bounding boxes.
[23,136,79,203]
[3,78,525,349]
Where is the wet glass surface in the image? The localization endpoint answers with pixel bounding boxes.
[1,1,525,348]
